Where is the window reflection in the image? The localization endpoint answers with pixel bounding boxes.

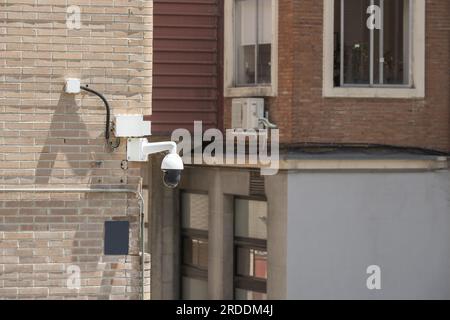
[334,0,411,87]
[235,0,272,85]
[234,198,268,300]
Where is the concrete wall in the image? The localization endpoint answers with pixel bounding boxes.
[287,170,450,299]
[150,165,290,300]
[151,165,251,299]
[0,0,152,299]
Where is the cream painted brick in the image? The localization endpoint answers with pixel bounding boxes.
[1,0,152,300]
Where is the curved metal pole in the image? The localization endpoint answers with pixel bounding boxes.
[80,86,111,141]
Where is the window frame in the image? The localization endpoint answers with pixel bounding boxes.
[181,228,209,273]
[224,0,279,97]
[323,0,425,98]
[233,196,268,299]
[234,238,268,296]
[180,191,209,298]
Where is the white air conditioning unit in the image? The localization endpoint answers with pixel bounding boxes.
[231,98,264,130]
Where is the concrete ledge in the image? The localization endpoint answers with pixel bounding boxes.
[189,157,449,172]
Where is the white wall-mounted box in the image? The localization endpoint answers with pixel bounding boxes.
[115,115,151,138]
[231,98,265,130]
[65,78,81,94]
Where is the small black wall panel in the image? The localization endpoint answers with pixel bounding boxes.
[104,221,129,255]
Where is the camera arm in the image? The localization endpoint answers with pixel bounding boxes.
[127,138,177,162]
[141,140,177,156]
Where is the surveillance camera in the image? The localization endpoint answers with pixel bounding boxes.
[161,153,184,189]
[125,138,184,188]
[162,170,182,189]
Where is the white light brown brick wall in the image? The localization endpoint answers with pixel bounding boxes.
[0,0,152,299]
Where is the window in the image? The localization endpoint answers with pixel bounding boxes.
[224,0,278,97]
[235,0,272,86]
[181,192,209,300]
[334,0,411,87]
[323,0,425,98]
[234,198,268,300]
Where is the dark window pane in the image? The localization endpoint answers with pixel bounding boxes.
[183,237,194,265]
[236,246,267,280]
[257,0,272,84]
[183,237,208,270]
[236,246,251,277]
[237,45,256,85]
[374,0,408,85]
[373,0,381,84]
[333,0,342,86]
[257,44,271,84]
[334,0,410,87]
[382,0,409,84]
[343,0,371,85]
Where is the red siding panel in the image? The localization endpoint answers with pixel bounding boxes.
[148,0,222,134]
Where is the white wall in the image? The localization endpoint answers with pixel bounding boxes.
[287,171,450,299]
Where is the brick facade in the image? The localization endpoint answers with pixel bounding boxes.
[224,0,450,152]
[1,1,152,299]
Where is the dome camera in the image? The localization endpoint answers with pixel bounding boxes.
[124,136,184,189]
[161,153,184,189]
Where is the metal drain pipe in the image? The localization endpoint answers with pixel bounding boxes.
[0,186,146,300]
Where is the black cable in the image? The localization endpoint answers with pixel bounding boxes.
[80,85,110,140]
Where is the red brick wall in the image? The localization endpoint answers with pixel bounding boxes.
[224,0,450,152]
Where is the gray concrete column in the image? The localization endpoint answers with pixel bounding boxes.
[208,169,234,299]
[265,171,288,299]
[150,154,180,299]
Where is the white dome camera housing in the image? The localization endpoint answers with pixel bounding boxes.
[161,153,184,188]
[125,137,184,188]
